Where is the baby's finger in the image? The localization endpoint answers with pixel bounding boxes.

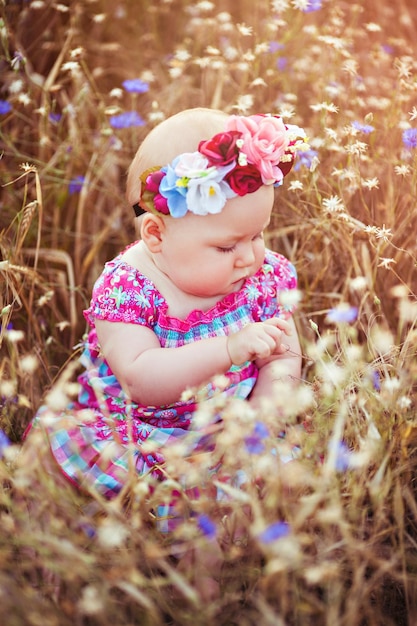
[263,317,292,335]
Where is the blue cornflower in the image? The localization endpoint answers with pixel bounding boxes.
[402,128,417,149]
[69,175,86,195]
[302,0,322,12]
[269,42,285,53]
[49,112,62,123]
[110,111,146,129]
[326,305,358,324]
[371,370,381,392]
[0,100,12,115]
[277,57,288,71]
[258,521,290,544]
[0,431,11,458]
[244,422,269,455]
[352,121,375,134]
[294,149,318,171]
[329,441,352,472]
[122,78,149,93]
[197,514,217,540]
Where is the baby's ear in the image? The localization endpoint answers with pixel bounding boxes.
[140,214,165,252]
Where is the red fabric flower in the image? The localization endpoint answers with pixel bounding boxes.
[198,131,241,167]
[142,170,169,214]
[225,163,263,196]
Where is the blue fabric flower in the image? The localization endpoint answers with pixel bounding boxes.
[159,160,188,217]
[122,78,149,93]
[110,111,145,129]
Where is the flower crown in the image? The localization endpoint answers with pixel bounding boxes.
[133,114,308,218]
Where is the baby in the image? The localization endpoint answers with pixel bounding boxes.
[24,107,305,510]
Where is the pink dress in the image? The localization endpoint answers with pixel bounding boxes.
[30,244,297,499]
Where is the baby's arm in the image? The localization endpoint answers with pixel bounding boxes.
[95,317,290,406]
[248,316,302,406]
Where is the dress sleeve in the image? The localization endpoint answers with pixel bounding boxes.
[83,259,162,327]
[255,250,298,321]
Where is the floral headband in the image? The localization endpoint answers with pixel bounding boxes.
[132,114,308,218]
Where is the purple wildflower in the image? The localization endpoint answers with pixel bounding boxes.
[69,175,86,195]
[0,100,12,115]
[122,78,149,93]
[258,521,290,544]
[371,370,381,391]
[302,0,322,12]
[329,441,352,472]
[294,149,318,171]
[269,42,285,53]
[326,306,358,324]
[0,431,11,458]
[197,514,217,540]
[402,128,417,149]
[245,422,269,455]
[49,112,62,124]
[109,111,146,129]
[277,57,288,71]
[352,121,375,134]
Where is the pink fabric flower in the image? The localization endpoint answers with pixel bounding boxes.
[226,114,290,185]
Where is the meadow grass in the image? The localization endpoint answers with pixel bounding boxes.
[1,1,417,624]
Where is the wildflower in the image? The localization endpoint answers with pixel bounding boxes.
[258,521,290,543]
[237,23,253,36]
[271,0,290,11]
[122,78,149,93]
[0,100,12,115]
[288,180,304,191]
[326,305,358,324]
[402,128,417,149]
[109,111,145,129]
[378,257,396,269]
[394,164,411,177]
[197,514,217,539]
[352,120,375,134]
[245,422,269,454]
[328,441,352,472]
[310,102,339,113]
[362,177,379,190]
[293,148,318,171]
[0,431,11,458]
[365,22,382,32]
[372,370,381,391]
[322,195,344,212]
[374,225,392,242]
[69,175,86,195]
[49,112,62,123]
[300,0,322,12]
[409,107,417,121]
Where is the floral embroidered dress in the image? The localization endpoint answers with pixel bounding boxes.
[32,244,297,498]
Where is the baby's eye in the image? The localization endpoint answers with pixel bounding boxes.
[217,245,236,253]
[253,231,264,241]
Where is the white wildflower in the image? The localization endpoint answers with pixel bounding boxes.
[365,22,382,32]
[310,102,339,113]
[397,396,412,410]
[378,257,396,269]
[322,195,344,212]
[288,180,304,191]
[78,585,104,616]
[362,177,379,189]
[409,106,417,121]
[92,13,106,23]
[97,519,129,548]
[394,164,411,176]
[237,23,253,36]
[271,0,290,11]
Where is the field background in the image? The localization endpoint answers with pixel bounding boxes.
[1,1,417,625]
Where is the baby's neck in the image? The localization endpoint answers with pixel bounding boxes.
[121,241,223,319]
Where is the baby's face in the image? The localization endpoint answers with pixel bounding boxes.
[155,184,274,299]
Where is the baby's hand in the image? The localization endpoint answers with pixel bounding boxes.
[227,318,292,366]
